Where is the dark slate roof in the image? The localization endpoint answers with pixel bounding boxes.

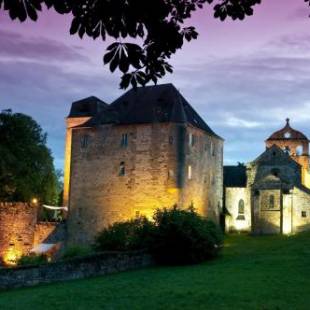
[252,144,300,167]
[224,165,247,187]
[266,118,308,141]
[68,96,108,118]
[80,84,222,139]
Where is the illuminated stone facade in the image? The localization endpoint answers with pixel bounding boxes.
[225,120,310,234]
[66,84,224,246]
[0,202,38,265]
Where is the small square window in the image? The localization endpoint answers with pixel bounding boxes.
[302,211,307,218]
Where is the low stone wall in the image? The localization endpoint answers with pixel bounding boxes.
[0,251,153,290]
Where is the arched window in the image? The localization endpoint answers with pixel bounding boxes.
[296,145,303,156]
[238,199,245,215]
[269,195,275,209]
[119,162,125,176]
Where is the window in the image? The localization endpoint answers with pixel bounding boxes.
[269,195,275,209]
[189,133,194,147]
[81,135,89,148]
[135,210,140,218]
[119,162,125,176]
[169,136,174,145]
[121,133,128,147]
[302,211,307,218]
[238,199,245,215]
[271,168,280,177]
[296,145,303,156]
[236,199,245,220]
[211,141,215,156]
[283,146,290,155]
[168,169,174,179]
[188,165,192,180]
[284,132,291,138]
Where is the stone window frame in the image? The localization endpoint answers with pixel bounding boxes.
[188,132,195,147]
[269,195,275,209]
[80,134,89,149]
[121,133,128,147]
[188,165,192,180]
[236,199,245,220]
[210,141,215,157]
[119,161,126,176]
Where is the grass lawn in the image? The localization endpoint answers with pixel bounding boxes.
[1,232,310,310]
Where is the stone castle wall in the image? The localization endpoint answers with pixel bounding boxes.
[67,123,223,246]
[0,203,37,265]
[63,116,91,207]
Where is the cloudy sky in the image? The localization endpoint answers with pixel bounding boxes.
[1,1,310,170]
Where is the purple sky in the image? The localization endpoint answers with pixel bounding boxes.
[1,1,310,170]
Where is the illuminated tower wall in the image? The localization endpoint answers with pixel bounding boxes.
[67,123,223,246]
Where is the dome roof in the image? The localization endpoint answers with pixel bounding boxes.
[267,118,308,141]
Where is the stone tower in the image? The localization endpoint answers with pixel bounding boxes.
[66,84,224,246]
[265,118,310,188]
[63,97,107,206]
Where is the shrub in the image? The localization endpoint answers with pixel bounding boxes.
[149,206,223,265]
[94,217,153,252]
[17,254,47,266]
[93,207,223,265]
[62,246,92,260]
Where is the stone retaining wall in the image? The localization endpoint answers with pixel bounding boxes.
[0,251,153,290]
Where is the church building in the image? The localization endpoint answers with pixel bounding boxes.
[225,119,310,234]
[64,84,224,246]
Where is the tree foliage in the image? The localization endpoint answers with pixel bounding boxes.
[0,110,59,204]
[0,0,264,88]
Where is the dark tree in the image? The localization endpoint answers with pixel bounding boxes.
[0,1,264,88]
[0,110,59,204]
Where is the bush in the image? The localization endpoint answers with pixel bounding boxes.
[94,207,223,265]
[17,254,47,266]
[94,217,153,252]
[150,207,223,265]
[62,246,92,260]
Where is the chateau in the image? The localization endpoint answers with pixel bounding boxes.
[64,84,224,246]
[2,83,310,264]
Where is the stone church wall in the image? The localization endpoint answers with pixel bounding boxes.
[225,187,251,232]
[289,187,310,233]
[68,123,223,246]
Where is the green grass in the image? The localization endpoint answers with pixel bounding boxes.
[1,232,310,310]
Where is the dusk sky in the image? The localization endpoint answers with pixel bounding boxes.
[1,1,310,171]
